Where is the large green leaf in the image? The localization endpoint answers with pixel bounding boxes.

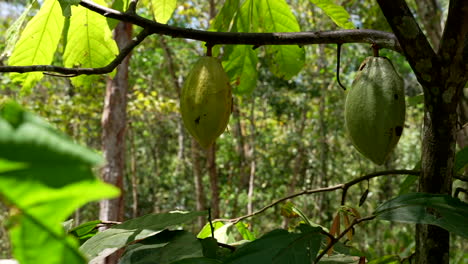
[374,193,468,238]
[223,45,258,94]
[63,0,118,87]
[224,228,323,264]
[80,211,207,262]
[7,0,64,91]
[210,0,240,31]
[151,0,177,24]
[260,0,305,80]
[119,230,203,264]
[309,0,355,29]
[0,101,120,264]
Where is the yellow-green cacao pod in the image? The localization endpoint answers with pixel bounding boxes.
[344,56,405,165]
[180,56,232,148]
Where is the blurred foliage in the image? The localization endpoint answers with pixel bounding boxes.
[0,0,466,262]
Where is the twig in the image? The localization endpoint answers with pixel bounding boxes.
[0,28,151,76]
[214,170,420,223]
[314,215,376,263]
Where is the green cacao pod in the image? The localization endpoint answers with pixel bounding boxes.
[180,56,232,148]
[344,56,405,165]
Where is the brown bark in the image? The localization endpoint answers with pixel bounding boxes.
[377,0,468,263]
[99,21,132,264]
[192,139,206,228]
[414,0,442,49]
[207,143,220,218]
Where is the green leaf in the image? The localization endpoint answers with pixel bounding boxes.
[119,230,203,264]
[210,0,240,31]
[309,0,355,29]
[235,222,256,241]
[223,45,258,94]
[224,228,323,264]
[2,0,35,59]
[171,257,222,264]
[318,254,362,263]
[197,221,225,239]
[260,0,305,80]
[63,0,118,87]
[374,193,468,238]
[151,0,177,24]
[0,102,119,264]
[0,101,103,166]
[80,211,207,262]
[454,146,468,173]
[368,255,400,264]
[7,0,64,91]
[57,0,81,17]
[69,220,101,244]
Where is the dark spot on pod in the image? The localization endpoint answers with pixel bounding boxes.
[395,126,403,136]
[194,116,200,125]
[394,94,399,100]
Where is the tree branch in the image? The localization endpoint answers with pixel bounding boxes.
[214,170,420,224]
[0,28,151,75]
[376,0,437,87]
[79,0,401,50]
[314,215,376,263]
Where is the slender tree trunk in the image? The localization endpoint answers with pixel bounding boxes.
[129,125,138,218]
[207,143,220,218]
[100,21,132,264]
[192,139,206,228]
[247,98,256,215]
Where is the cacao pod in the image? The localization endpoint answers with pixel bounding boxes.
[344,56,405,165]
[180,56,232,148]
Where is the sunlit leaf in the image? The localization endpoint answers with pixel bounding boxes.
[8,0,64,91]
[57,0,81,17]
[0,101,119,264]
[64,0,118,87]
[151,0,177,24]
[309,0,355,29]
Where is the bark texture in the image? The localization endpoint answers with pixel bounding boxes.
[377,0,468,263]
[100,21,133,264]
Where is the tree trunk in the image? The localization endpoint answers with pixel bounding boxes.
[192,139,206,228]
[100,21,132,264]
[377,1,468,263]
[207,143,220,218]
[247,98,256,215]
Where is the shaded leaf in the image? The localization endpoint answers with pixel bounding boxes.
[367,255,399,264]
[309,0,355,29]
[223,45,258,94]
[210,0,240,31]
[80,211,207,263]
[454,146,468,173]
[8,0,64,91]
[260,0,305,80]
[171,257,222,264]
[374,193,468,238]
[119,230,203,264]
[224,228,322,264]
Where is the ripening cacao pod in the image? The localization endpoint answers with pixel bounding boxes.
[344,56,405,165]
[180,56,232,148]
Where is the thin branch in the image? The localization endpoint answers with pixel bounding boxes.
[0,28,151,75]
[214,170,420,224]
[79,0,401,51]
[314,215,376,263]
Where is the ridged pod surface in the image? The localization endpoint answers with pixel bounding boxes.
[180,56,232,148]
[344,56,405,165]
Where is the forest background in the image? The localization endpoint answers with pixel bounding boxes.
[0,0,467,263]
